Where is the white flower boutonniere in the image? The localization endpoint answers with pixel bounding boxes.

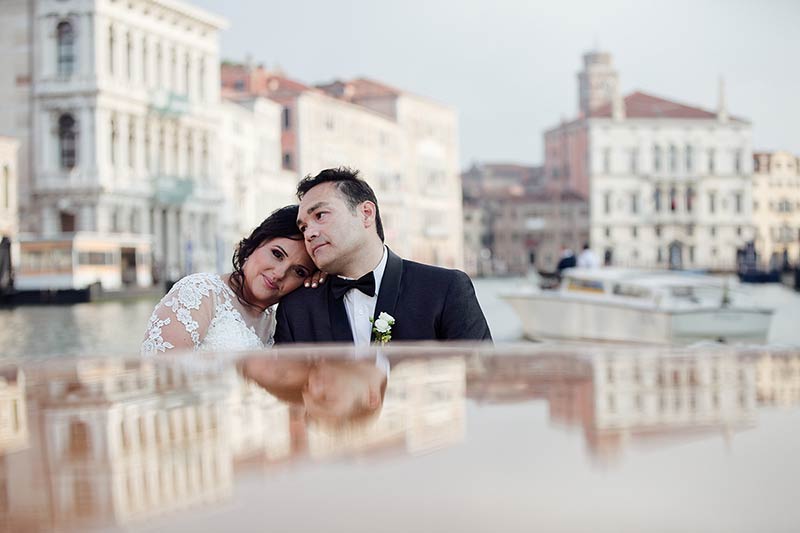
[370,312,396,345]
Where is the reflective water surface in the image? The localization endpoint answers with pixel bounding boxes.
[1,344,799,532]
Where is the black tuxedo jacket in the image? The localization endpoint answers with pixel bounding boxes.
[274,248,492,343]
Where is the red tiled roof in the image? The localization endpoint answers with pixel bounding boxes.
[546,90,748,134]
[262,75,312,95]
[316,78,401,102]
[590,91,740,120]
[350,78,401,97]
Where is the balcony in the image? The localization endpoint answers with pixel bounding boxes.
[153,175,193,205]
[149,90,190,118]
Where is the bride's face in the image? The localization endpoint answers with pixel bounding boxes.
[243,237,315,309]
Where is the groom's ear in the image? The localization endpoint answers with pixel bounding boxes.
[358,201,377,228]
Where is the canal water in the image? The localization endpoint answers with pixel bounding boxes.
[0,278,798,359]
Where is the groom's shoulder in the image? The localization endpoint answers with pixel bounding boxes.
[400,257,472,285]
[277,284,325,312]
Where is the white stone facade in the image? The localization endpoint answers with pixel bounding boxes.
[0,0,229,286]
[752,151,800,266]
[222,67,466,270]
[546,53,755,272]
[0,137,20,242]
[218,97,296,270]
[294,87,464,268]
[589,117,754,270]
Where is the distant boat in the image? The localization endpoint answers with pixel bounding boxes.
[501,268,774,345]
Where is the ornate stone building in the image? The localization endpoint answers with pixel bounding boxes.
[752,151,800,267]
[545,51,754,270]
[0,0,229,286]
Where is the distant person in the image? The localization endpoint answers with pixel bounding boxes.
[556,247,576,275]
[577,243,600,269]
[275,167,492,344]
[141,205,323,355]
[603,248,613,266]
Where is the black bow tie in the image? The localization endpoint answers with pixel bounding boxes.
[330,272,376,299]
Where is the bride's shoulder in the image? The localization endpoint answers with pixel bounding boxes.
[165,272,229,310]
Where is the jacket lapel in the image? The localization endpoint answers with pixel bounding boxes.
[326,283,354,342]
[372,248,403,340]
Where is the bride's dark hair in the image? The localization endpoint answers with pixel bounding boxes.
[230,205,305,310]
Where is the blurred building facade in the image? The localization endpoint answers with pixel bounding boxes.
[460,162,585,275]
[544,51,755,270]
[217,96,296,269]
[0,366,28,455]
[0,0,233,287]
[221,63,464,268]
[0,137,19,245]
[0,137,19,291]
[752,151,800,267]
[756,352,800,407]
[490,190,589,274]
[0,358,292,530]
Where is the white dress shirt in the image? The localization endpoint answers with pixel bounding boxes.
[341,246,388,346]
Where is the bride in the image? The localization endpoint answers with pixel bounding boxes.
[141,205,320,355]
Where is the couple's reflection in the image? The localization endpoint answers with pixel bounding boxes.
[239,354,388,425]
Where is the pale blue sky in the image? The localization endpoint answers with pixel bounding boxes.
[192,0,800,167]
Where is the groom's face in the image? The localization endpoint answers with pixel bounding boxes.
[297,182,367,273]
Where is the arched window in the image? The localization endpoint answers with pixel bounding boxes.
[110,115,118,166]
[58,113,78,169]
[685,145,693,172]
[184,53,191,96]
[142,38,149,86]
[170,47,177,90]
[669,145,678,173]
[200,134,208,178]
[186,130,194,177]
[128,118,136,169]
[653,145,662,172]
[172,129,179,175]
[57,21,76,76]
[158,126,165,174]
[2,165,10,209]
[144,123,151,172]
[155,43,163,87]
[108,25,115,75]
[198,57,205,101]
[126,32,133,81]
[670,186,677,212]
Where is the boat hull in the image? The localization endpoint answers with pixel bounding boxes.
[502,293,773,345]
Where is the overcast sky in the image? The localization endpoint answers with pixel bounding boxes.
[192,0,800,168]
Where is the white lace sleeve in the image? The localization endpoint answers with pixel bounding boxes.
[141,273,220,356]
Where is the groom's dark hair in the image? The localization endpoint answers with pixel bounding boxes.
[296,167,385,242]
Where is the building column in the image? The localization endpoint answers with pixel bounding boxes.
[165,208,178,279]
[133,114,144,178]
[175,124,185,178]
[79,12,94,78]
[150,206,162,264]
[39,110,56,178]
[41,14,58,79]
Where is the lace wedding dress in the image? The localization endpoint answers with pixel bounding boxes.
[141,273,276,356]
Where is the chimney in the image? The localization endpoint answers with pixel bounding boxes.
[717,77,729,123]
[612,83,625,121]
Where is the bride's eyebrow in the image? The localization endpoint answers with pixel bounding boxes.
[274,245,288,256]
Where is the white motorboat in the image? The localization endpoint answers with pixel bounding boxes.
[501,268,774,345]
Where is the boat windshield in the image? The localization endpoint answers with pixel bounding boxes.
[612,283,652,299]
[566,278,605,293]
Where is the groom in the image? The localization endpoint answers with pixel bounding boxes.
[274,167,492,344]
